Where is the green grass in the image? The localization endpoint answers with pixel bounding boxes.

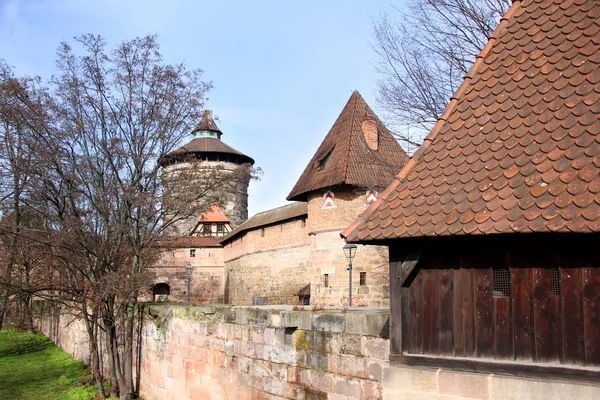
[0,330,98,400]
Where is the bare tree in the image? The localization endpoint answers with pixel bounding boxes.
[372,0,510,152]
[0,34,255,400]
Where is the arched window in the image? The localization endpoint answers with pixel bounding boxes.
[153,283,171,302]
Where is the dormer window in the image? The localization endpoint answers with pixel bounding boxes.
[318,147,334,171]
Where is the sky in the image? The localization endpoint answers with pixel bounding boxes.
[0,0,405,217]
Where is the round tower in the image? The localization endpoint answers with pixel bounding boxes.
[161,110,254,234]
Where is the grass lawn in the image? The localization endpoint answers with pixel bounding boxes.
[0,329,98,400]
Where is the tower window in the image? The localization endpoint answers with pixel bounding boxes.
[324,274,329,287]
[360,272,366,286]
[492,267,511,298]
[190,249,196,257]
[261,228,265,237]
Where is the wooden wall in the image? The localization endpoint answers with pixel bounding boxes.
[392,238,600,367]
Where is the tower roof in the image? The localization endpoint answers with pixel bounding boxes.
[192,110,222,135]
[343,0,600,242]
[160,110,254,166]
[287,91,409,201]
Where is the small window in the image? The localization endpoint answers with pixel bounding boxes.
[190,249,196,257]
[217,223,225,234]
[202,224,211,236]
[360,272,366,286]
[261,228,265,237]
[317,147,334,171]
[301,219,306,228]
[324,274,329,287]
[547,267,561,297]
[492,267,511,298]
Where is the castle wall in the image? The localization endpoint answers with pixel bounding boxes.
[147,246,225,303]
[307,188,390,307]
[223,218,310,305]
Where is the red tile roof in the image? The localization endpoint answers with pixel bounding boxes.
[343,0,600,242]
[287,91,409,201]
[200,203,230,223]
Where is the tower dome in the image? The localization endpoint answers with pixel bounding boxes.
[161,110,254,232]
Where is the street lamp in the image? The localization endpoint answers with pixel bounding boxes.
[185,262,193,304]
[343,243,357,307]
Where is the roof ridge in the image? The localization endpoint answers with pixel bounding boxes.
[341,0,523,241]
[342,91,361,183]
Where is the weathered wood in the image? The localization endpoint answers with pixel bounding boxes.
[389,260,403,356]
[408,271,423,354]
[438,268,454,355]
[583,265,600,366]
[511,265,533,361]
[561,266,584,365]
[399,253,422,287]
[494,297,512,359]
[462,268,475,357]
[390,354,600,383]
[400,287,410,356]
[422,268,438,353]
[473,268,493,357]
[453,268,463,357]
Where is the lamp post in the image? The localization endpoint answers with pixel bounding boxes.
[185,263,193,304]
[343,243,357,307]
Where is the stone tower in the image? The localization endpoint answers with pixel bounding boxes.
[161,110,254,233]
[287,91,409,307]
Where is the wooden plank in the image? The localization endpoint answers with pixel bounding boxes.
[453,268,463,357]
[399,253,422,287]
[438,267,454,355]
[390,354,600,383]
[473,268,493,357]
[582,265,600,366]
[408,270,424,354]
[400,287,410,355]
[494,297,512,359]
[511,265,533,361]
[389,259,403,355]
[462,268,475,357]
[561,266,584,365]
[422,268,438,354]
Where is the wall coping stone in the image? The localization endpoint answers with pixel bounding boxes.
[144,304,390,338]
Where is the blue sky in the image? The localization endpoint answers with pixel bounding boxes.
[0,0,404,217]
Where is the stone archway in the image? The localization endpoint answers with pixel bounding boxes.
[152,283,171,302]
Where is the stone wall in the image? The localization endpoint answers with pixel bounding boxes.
[148,246,225,303]
[223,218,310,305]
[307,189,390,308]
[140,305,390,400]
[162,160,251,233]
[34,303,600,400]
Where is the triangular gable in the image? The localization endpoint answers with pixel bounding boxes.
[343,0,600,242]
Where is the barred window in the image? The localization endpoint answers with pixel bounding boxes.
[492,267,511,298]
[547,267,561,296]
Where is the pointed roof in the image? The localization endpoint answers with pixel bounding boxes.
[199,203,230,223]
[192,110,222,135]
[287,91,409,201]
[343,0,600,242]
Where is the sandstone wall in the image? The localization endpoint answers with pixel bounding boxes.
[34,304,600,400]
[148,247,225,303]
[140,305,390,400]
[307,189,390,307]
[223,218,310,305]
